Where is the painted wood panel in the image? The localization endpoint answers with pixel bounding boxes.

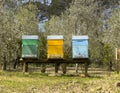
[47,35,64,59]
[47,45,64,58]
[48,40,63,45]
[72,45,88,58]
[72,36,88,58]
[22,35,39,58]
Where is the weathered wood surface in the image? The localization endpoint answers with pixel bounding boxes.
[21,58,90,77]
[22,58,89,63]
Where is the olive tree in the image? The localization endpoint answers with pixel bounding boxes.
[100,7,120,70]
[45,0,103,73]
[0,2,38,70]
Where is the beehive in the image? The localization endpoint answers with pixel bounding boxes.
[22,35,39,58]
[47,35,64,59]
[72,35,88,58]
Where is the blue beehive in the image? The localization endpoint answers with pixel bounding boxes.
[72,35,88,58]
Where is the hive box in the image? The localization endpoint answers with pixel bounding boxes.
[72,35,88,58]
[22,35,39,58]
[47,35,64,59]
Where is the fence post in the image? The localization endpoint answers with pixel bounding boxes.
[116,48,119,74]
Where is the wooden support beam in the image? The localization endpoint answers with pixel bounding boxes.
[85,62,89,77]
[21,58,89,76]
[55,63,60,73]
[23,62,28,72]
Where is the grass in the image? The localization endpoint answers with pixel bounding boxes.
[0,71,120,93]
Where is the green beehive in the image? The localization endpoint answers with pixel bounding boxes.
[22,35,39,58]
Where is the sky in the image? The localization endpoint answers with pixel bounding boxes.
[19,0,52,32]
[21,0,52,6]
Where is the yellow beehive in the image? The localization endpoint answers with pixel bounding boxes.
[47,35,64,59]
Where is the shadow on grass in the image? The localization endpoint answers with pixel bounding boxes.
[0,70,105,80]
[87,75,104,79]
[53,73,104,79]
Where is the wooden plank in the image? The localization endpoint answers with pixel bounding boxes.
[85,62,89,77]
[21,58,90,76]
[21,58,89,63]
[23,62,28,72]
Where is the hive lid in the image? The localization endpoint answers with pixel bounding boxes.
[47,35,63,40]
[22,35,39,39]
[72,35,88,39]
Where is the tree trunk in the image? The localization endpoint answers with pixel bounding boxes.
[0,50,2,70]
[2,55,7,70]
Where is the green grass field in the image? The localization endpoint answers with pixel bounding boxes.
[0,71,120,93]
